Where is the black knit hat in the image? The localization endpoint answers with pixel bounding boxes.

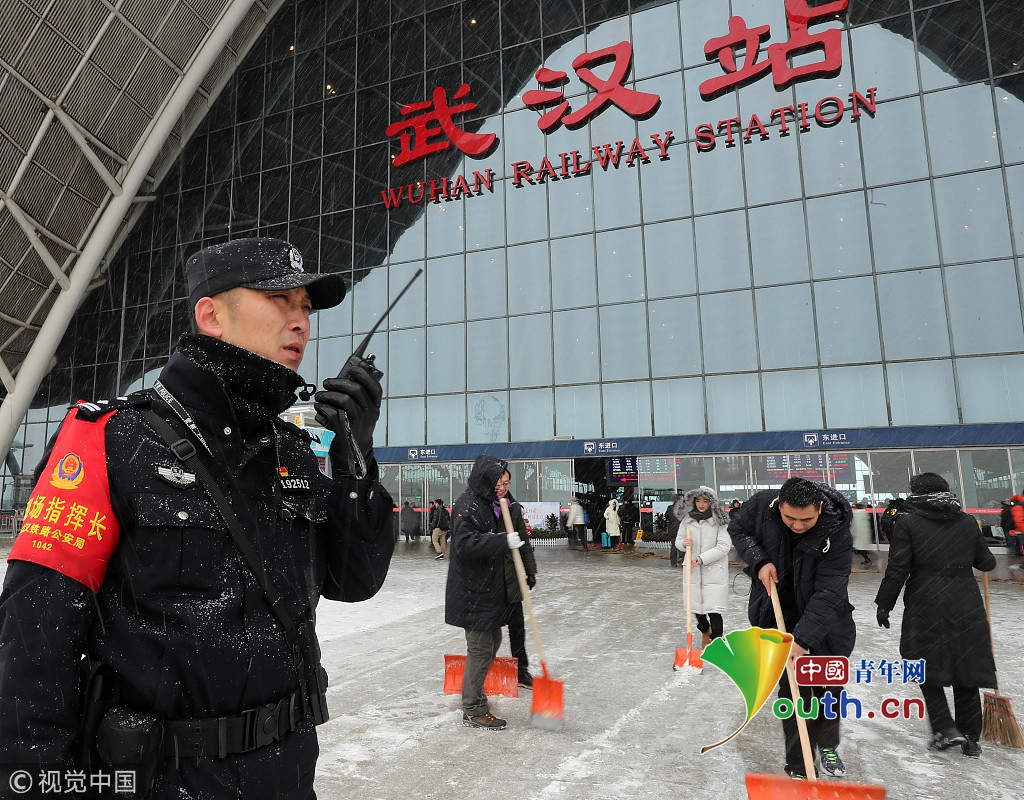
[185,237,346,311]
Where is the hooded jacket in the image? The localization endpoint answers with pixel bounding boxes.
[874,493,996,687]
[444,456,529,630]
[673,487,731,614]
[728,484,856,656]
[604,499,621,537]
[1000,494,1024,534]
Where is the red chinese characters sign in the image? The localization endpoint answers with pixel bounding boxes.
[384,41,661,166]
[385,84,497,167]
[522,41,659,132]
[700,0,849,100]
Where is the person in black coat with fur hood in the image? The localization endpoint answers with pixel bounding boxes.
[874,472,996,758]
[445,455,531,730]
[728,477,855,780]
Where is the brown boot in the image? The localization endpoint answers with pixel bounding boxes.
[463,712,507,730]
[701,631,712,648]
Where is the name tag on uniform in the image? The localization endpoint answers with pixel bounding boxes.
[156,464,197,488]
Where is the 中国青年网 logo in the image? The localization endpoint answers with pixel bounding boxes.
[699,628,930,752]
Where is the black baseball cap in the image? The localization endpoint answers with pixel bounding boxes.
[185,238,347,311]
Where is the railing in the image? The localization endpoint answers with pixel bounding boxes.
[0,509,20,539]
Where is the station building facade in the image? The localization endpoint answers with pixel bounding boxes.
[6,0,1024,533]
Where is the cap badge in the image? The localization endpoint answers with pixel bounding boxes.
[289,247,304,273]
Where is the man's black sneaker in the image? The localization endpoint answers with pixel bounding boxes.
[929,727,967,750]
[818,746,846,777]
[784,765,807,780]
[463,712,506,730]
[518,673,533,689]
[961,736,982,758]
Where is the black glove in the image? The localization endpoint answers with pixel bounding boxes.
[314,357,383,477]
[527,575,536,590]
[876,607,890,629]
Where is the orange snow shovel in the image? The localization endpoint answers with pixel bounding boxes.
[499,497,564,730]
[744,580,885,800]
[443,655,519,697]
[674,535,703,670]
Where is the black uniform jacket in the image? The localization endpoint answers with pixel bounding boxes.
[728,484,856,656]
[874,493,996,687]
[0,347,394,769]
[445,456,532,631]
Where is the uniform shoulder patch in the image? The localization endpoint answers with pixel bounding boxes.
[73,392,151,421]
[9,408,121,592]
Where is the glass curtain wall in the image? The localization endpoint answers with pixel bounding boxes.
[10,2,1024,509]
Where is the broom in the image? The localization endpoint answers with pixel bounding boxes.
[980,571,1024,747]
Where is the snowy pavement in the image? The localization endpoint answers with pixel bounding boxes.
[312,542,1023,800]
[0,540,1020,799]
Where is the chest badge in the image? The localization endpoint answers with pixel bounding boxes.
[156,464,197,488]
[281,476,312,493]
[279,465,311,492]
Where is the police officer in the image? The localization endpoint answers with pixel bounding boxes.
[0,238,395,799]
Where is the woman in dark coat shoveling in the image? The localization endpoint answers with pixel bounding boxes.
[445,455,529,730]
[874,472,997,758]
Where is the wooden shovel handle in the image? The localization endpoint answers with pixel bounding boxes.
[499,498,547,667]
[684,531,693,638]
[769,580,816,781]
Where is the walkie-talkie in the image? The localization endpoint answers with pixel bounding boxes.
[315,268,423,478]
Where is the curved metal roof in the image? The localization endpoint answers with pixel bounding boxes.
[0,0,288,456]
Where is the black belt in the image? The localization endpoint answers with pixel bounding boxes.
[164,689,301,759]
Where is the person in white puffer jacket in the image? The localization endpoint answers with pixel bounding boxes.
[604,498,621,548]
[674,486,732,647]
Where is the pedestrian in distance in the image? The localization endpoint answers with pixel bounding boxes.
[666,493,684,567]
[850,502,874,568]
[430,498,451,560]
[400,500,420,542]
[566,496,586,550]
[604,498,622,548]
[674,487,731,646]
[618,497,639,548]
[873,472,997,758]
[444,456,527,730]
[728,477,856,781]
[0,237,395,799]
[879,496,907,543]
[1000,494,1024,555]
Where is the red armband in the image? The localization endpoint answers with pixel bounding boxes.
[9,408,121,592]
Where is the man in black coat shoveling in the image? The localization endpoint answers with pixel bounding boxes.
[874,472,996,758]
[729,477,856,780]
